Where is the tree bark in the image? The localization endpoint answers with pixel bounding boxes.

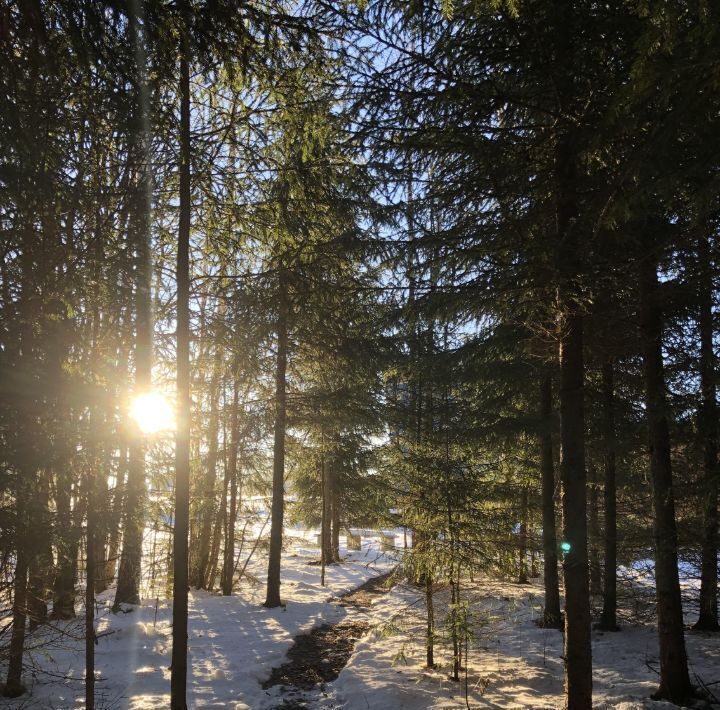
[558,311,592,710]
[170,42,191,710]
[264,270,288,608]
[222,363,242,596]
[638,255,692,703]
[192,339,223,589]
[588,463,602,596]
[540,373,562,628]
[52,464,77,620]
[694,233,719,631]
[85,485,97,710]
[114,0,153,609]
[330,465,341,563]
[518,486,529,584]
[552,3,592,702]
[27,467,53,629]
[599,359,619,631]
[4,506,29,697]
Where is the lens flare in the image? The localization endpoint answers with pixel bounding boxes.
[130,392,175,434]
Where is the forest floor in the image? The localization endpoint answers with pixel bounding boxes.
[1,533,719,709]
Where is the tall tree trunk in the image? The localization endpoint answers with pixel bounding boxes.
[694,233,719,631]
[52,464,77,620]
[558,311,592,710]
[638,256,692,703]
[518,486,529,584]
[4,217,40,697]
[193,339,223,589]
[114,0,153,609]
[85,480,97,710]
[330,465,341,563]
[170,42,192,710]
[320,432,328,586]
[599,359,619,631]
[540,373,562,628]
[105,443,128,589]
[222,363,242,596]
[588,463,602,596]
[553,4,592,703]
[205,469,227,590]
[425,570,434,668]
[28,467,53,629]
[264,271,288,609]
[4,504,29,697]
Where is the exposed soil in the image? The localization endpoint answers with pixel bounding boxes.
[262,620,370,690]
[338,571,393,610]
[263,570,394,703]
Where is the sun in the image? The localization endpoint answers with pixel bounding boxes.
[130,391,175,435]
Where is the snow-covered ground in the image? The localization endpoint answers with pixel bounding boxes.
[324,578,720,710]
[1,530,397,709]
[2,534,719,709]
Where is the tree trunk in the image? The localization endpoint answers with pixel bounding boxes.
[599,359,619,631]
[540,373,562,628]
[559,311,592,709]
[425,571,434,668]
[588,463,602,596]
[694,233,719,631]
[85,487,97,710]
[320,433,328,585]
[638,255,692,703]
[554,2,592,697]
[114,1,153,609]
[192,339,223,589]
[518,486,529,584]
[330,466,341,563]
[28,468,53,629]
[170,44,192,710]
[105,444,128,590]
[52,465,77,620]
[264,270,288,608]
[222,364,242,596]
[4,506,29,697]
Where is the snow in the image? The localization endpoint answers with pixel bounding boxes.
[2,530,397,709]
[325,580,719,709]
[2,535,719,709]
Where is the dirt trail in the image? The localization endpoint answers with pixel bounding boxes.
[263,571,394,708]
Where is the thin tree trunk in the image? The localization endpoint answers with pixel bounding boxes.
[638,256,692,703]
[320,431,327,586]
[588,463,602,596]
[193,339,223,589]
[4,505,29,697]
[264,269,288,608]
[540,373,562,628]
[85,487,96,710]
[694,233,719,631]
[599,359,619,631]
[330,465,341,563]
[425,571,434,668]
[518,486,529,584]
[105,444,128,589]
[28,467,53,629]
[222,364,242,596]
[205,468,227,590]
[52,465,77,620]
[170,43,191,710]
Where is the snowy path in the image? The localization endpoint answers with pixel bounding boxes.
[2,535,398,709]
[262,572,395,708]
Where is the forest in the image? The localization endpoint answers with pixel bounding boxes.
[0,1,719,709]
